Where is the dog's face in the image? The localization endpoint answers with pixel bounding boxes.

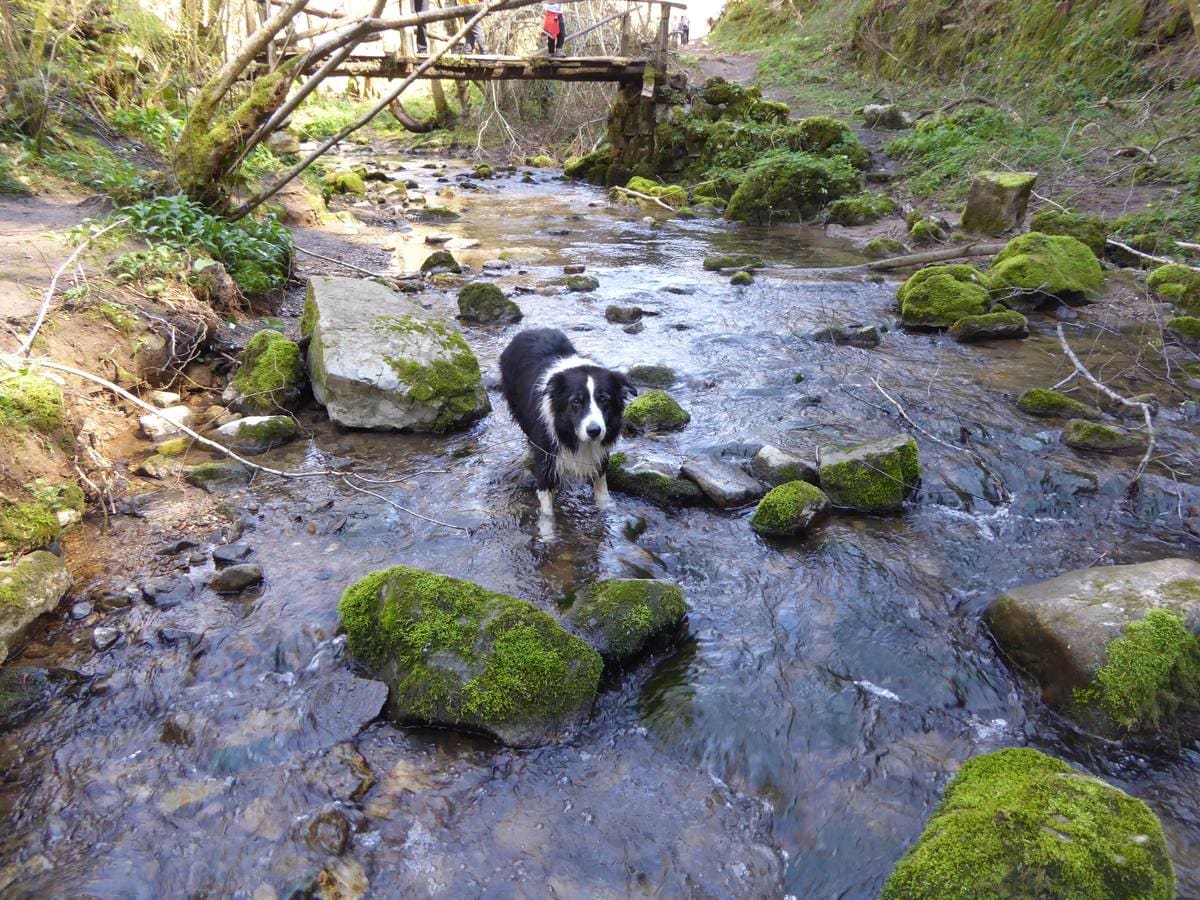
[546,366,636,451]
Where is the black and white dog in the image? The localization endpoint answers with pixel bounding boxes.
[500,329,636,529]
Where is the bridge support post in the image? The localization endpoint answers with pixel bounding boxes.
[654,3,670,74]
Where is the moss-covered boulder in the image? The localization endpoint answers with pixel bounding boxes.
[457,283,522,325]
[565,274,600,292]
[882,748,1175,899]
[949,310,1028,342]
[472,163,494,179]
[619,176,687,210]
[864,236,905,258]
[563,145,614,183]
[1165,315,1200,344]
[730,270,754,286]
[529,154,555,168]
[818,435,920,513]
[1029,208,1109,257]
[0,370,65,433]
[896,265,989,328]
[184,461,252,492]
[985,558,1200,737]
[214,415,298,455]
[703,253,764,271]
[988,232,1104,305]
[224,330,305,415]
[959,170,1037,235]
[606,451,705,506]
[725,151,861,225]
[1147,263,1200,310]
[0,482,84,561]
[420,250,461,275]
[624,389,689,433]
[339,565,602,746]
[563,579,686,662]
[908,216,945,245]
[323,170,366,195]
[0,550,73,661]
[304,276,490,432]
[826,192,899,226]
[749,481,831,537]
[1016,387,1100,419]
[1062,419,1144,454]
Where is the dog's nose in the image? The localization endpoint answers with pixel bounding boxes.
[587,424,602,439]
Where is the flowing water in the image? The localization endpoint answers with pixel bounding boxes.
[3,155,1200,898]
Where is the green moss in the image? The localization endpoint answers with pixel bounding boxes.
[622,176,688,209]
[864,237,905,258]
[626,365,676,388]
[184,461,251,491]
[1016,388,1098,419]
[730,270,754,286]
[458,282,521,324]
[1166,316,1200,340]
[750,481,830,536]
[323,170,366,195]
[156,438,190,458]
[231,416,296,446]
[383,318,484,432]
[420,250,461,274]
[989,232,1104,303]
[826,191,899,225]
[1029,208,1109,257]
[819,436,920,513]
[529,154,555,168]
[564,146,614,182]
[1147,264,1200,310]
[230,330,304,414]
[413,206,460,222]
[624,390,690,432]
[908,218,944,245]
[703,253,765,271]
[725,150,861,224]
[565,274,600,292]
[0,371,65,433]
[607,452,705,506]
[882,748,1174,899]
[0,501,60,560]
[949,310,1028,341]
[300,290,318,339]
[896,264,989,327]
[565,579,686,660]
[473,164,494,179]
[339,566,602,732]
[1062,418,1142,453]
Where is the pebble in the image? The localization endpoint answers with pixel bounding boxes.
[93,627,120,651]
[307,808,351,856]
[70,602,93,620]
[209,564,264,593]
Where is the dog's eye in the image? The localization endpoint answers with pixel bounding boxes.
[597,392,610,403]
[570,397,584,407]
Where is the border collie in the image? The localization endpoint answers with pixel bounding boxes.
[500,328,636,528]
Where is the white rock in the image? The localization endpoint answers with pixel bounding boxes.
[148,390,181,407]
[139,405,193,440]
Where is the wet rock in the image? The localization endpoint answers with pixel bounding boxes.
[565,274,600,292]
[750,481,831,537]
[92,626,119,651]
[91,587,133,610]
[423,232,453,245]
[305,743,375,803]
[160,713,195,746]
[624,390,689,433]
[157,538,198,556]
[223,330,306,415]
[819,435,920,513]
[985,559,1200,735]
[607,452,706,506]
[457,283,523,324]
[148,389,181,407]
[216,415,298,455]
[0,666,83,726]
[627,364,676,388]
[897,265,989,328]
[266,129,300,155]
[883,748,1173,899]
[303,276,490,432]
[989,233,1103,307]
[139,405,193,440]
[959,170,1037,235]
[213,542,252,565]
[157,626,202,647]
[623,322,645,334]
[563,264,586,274]
[605,305,644,324]
[185,462,253,492]
[680,457,767,508]
[69,602,92,620]
[808,322,881,347]
[307,808,351,856]
[141,574,193,609]
[0,551,73,661]
[750,445,818,486]
[481,259,511,272]
[339,566,601,746]
[862,103,911,129]
[1062,419,1144,454]
[209,563,264,593]
[190,260,240,308]
[703,254,764,271]
[949,310,1028,342]
[1016,388,1100,420]
[420,249,461,274]
[563,579,686,662]
[136,453,183,480]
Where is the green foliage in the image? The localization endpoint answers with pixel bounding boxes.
[32,135,157,204]
[109,106,182,153]
[0,145,30,195]
[882,748,1175,899]
[827,191,899,225]
[107,245,186,284]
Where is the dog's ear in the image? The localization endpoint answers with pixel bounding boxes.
[616,372,638,400]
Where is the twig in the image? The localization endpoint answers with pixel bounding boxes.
[608,185,676,213]
[1106,237,1200,272]
[295,244,388,277]
[16,218,127,356]
[1055,323,1156,489]
[339,475,466,530]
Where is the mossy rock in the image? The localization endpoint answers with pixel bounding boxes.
[959,170,1037,235]
[420,250,461,274]
[0,481,82,560]
[1016,388,1100,420]
[563,146,614,182]
[184,461,252,492]
[457,282,522,325]
[746,99,790,124]
[624,389,689,433]
[864,237,905,258]
[626,365,676,388]
[472,163,494,179]
[1147,263,1200,311]
[565,274,600,292]
[621,176,687,210]
[563,578,686,662]
[703,253,764,271]
[949,310,1028,342]
[226,330,305,415]
[725,150,861,225]
[0,370,65,433]
[323,171,366,195]
[339,565,602,746]
[214,415,298,455]
[528,154,555,168]
[826,192,899,226]
[0,550,73,660]
[818,434,920,513]
[896,265,989,328]
[882,748,1175,899]
[607,452,705,506]
[1062,418,1144,454]
[156,437,191,458]
[908,218,945,245]
[794,116,869,167]
[1029,208,1109,257]
[730,270,754,286]
[1165,315,1200,343]
[749,481,830,537]
[988,232,1104,305]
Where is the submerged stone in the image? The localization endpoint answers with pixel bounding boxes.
[948,310,1028,342]
[1016,388,1100,419]
[215,415,297,455]
[626,364,676,388]
[896,265,989,328]
[224,330,305,415]
[749,481,831,537]
[457,282,522,325]
[703,254,764,271]
[882,748,1174,899]
[750,445,818,486]
[624,389,689,433]
[184,461,252,492]
[809,322,881,347]
[563,578,686,662]
[0,550,72,661]
[988,232,1103,305]
[818,435,920,513]
[339,566,602,746]
[606,452,705,506]
[565,274,600,292]
[959,170,1037,235]
[1062,418,1144,454]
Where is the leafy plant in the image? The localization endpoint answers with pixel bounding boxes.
[32,136,158,204]
[0,145,30,195]
[109,106,182,153]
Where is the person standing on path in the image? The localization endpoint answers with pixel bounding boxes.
[413,0,428,53]
[543,2,566,57]
[678,14,689,45]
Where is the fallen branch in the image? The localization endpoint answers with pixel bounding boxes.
[1055,323,1156,490]
[779,241,1008,275]
[1106,237,1200,273]
[608,185,676,213]
[295,244,389,277]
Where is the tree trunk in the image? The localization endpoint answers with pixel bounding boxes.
[430,78,456,127]
[1191,0,1200,50]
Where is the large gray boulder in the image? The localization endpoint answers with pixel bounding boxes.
[986,558,1200,735]
[302,276,490,431]
[0,551,73,660]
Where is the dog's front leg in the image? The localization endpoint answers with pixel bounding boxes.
[536,488,556,540]
[592,473,610,509]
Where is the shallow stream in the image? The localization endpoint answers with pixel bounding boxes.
[3,156,1199,897]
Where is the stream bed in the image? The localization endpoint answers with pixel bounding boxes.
[3,155,1200,897]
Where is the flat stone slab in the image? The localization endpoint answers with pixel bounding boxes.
[680,457,767,508]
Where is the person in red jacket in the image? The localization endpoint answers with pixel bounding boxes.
[543,2,566,57]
